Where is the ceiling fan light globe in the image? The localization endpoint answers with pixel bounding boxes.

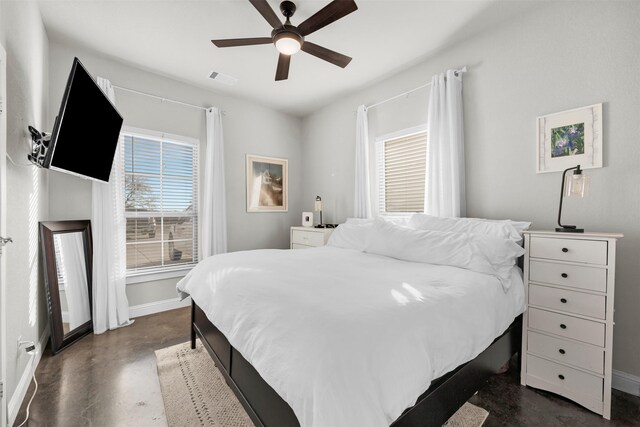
[275,36,301,55]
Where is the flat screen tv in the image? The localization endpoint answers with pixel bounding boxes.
[45,57,123,183]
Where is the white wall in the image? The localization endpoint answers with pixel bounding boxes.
[48,42,303,306]
[302,1,640,377]
[0,0,50,415]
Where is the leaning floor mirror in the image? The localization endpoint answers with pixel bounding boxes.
[40,220,93,354]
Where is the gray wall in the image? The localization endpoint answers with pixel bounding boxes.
[301,1,640,377]
[48,42,303,306]
[0,0,50,411]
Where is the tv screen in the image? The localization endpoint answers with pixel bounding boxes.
[47,57,123,183]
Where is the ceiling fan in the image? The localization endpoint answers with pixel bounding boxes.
[212,0,358,81]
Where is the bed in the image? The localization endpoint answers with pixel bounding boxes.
[178,217,528,427]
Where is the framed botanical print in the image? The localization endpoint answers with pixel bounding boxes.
[246,154,288,212]
[537,103,603,173]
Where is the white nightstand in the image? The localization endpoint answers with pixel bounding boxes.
[520,231,622,419]
[290,226,334,249]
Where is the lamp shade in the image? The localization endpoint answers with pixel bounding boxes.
[565,172,590,198]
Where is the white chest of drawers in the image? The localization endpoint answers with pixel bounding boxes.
[290,226,334,249]
[520,231,622,419]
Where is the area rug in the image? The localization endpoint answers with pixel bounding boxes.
[156,341,489,427]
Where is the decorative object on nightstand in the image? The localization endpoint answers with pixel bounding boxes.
[290,226,334,249]
[302,212,313,227]
[556,164,590,233]
[520,231,623,419]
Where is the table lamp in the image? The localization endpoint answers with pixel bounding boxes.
[556,165,589,233]
[314,196,323,227]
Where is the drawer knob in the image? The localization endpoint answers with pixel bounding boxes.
[558,374,565,380]
[560,324,567,329]
[562,248,569,253]
[560,298,568,304]
[561,273,568,278]
[559,349,566,355]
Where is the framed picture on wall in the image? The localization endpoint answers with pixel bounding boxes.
[246,154,288,212]
[536,103,603,173]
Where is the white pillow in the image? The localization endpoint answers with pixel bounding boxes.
[327,222,373,251]
[484,219,531,235]
[345,218,374,225]
[345,216,410,226]
[408,214,529,241]
[364,219,525,289]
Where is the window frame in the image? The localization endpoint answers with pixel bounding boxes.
[121,126,200,282]
[375,124,428,218]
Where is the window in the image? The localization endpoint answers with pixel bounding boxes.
[376,127,427,215]
[123,128,199,275]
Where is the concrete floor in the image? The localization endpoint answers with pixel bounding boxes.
[15,307,640,426]
[15,308,190,427]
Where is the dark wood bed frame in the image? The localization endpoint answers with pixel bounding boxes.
[191,302,522,426]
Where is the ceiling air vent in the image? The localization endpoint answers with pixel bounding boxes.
[208,71,238,86]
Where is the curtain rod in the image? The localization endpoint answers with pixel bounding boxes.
[365,66,467,110]
[112,85,224,114]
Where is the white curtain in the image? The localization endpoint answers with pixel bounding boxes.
[425,69,466,217]
[201,107,227,258]
[55,233,91,330]
[92,77,132,334]
[354,105,372,218]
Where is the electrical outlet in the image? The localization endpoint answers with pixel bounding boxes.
[17,337,37,354]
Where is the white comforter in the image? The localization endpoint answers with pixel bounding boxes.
[177,246,525,427]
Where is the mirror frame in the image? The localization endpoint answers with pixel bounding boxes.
[40,220,93,354]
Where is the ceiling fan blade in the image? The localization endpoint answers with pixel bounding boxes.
[297,0,358,37]
[301,42,352,68]
[212,37,273,48]
[275,53,291,81]
[249,0,283,29]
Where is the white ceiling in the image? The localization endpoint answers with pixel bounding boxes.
[38,0,535,116]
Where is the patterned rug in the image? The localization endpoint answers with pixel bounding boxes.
[156,341,489,427]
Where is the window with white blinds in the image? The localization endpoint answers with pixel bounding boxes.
[123,130,199,275]
[376,129,427,214]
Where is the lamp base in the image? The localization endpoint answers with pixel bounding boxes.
[555,227,584,233]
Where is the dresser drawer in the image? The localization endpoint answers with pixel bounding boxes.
[530,237,607,265]
[527,355,603,402]
[529,284,606,319]
[529,260,607,293]
[291,230,325,247]
[528,331,604,374]
[528,308,605,346]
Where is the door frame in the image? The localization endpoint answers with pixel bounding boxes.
[0,40,8,427]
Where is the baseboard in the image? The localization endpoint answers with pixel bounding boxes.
[7,327,49,426]
[129,297,191,318]
[612,369,640,397]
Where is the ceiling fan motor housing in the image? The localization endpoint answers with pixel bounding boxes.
[280,1,296,18]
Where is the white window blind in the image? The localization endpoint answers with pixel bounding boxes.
[376,130,427,214]
[123,131,199,274]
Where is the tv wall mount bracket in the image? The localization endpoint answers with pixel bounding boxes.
[27,125,51,167]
